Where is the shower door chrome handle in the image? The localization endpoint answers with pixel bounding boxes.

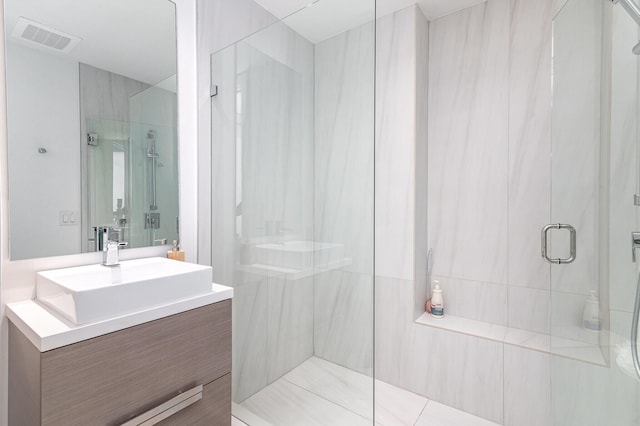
[541,224,576,264]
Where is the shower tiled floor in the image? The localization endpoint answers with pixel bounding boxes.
[233,357,499,426]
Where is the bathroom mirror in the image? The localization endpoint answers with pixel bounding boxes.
[3,0,179,260]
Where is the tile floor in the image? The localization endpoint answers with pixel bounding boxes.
[232,356,499,425]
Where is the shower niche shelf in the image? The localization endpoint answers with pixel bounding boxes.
[416,312,607,367]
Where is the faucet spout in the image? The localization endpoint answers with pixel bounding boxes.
[100,226,128,266]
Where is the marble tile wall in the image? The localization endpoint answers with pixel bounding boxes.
[375,6,418,283]
[376,276,505,423]
[197,0,277,265]
[609,4,640,315]
[427,0,509,287]
[313,19,375,375]
[313,270,374,376]
[206,10,316,403]
[414,8,430,319]
[313,21,375,277]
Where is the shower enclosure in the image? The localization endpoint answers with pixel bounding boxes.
[549,0,640,423]
[209,1,375,424]
[206,0,640,424]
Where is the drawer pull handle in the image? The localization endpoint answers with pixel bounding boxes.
[120,385,203,426]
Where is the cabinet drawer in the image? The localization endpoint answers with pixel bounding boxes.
[9,300,231,426]
[156,373,231,426]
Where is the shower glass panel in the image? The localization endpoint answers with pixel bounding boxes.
[551,0,640,423]
[210,2,375,424]
[129,82,179,248]
[85,81,178,251]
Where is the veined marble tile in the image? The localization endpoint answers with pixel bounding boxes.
[375,379,428,426]
[507,0,553,290]
[427,0,510,285]
[551,353,640,425]
[232,279,269,403]
[503,327,551,353]
[414,6,430,319]
[283,357,374,421]
[508,286,550,334]
[415,400,501,426]
[375,6,417,282]
[415,312,508,343]
[376,276,504,423]
[257,356,427,426]
[504,346,551,426]
[609,5,639,314]
[549,0,601,296]
[550,290,597,344]
[432,276,508,325]
[231,415,250,426]
[314,21,375,276]
[198,0,277,55]
[240,379,371,426]
[210,45,240,285]
[197,0,278,265]
[266,276,314,383]
[313,270,374,375]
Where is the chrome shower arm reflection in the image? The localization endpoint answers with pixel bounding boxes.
[610,0,640,54]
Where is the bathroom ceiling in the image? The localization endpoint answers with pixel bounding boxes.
[256,0,487,43]
[4,0,176,86]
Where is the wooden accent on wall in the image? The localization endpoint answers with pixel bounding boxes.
[8,300,231,426]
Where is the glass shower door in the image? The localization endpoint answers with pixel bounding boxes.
[210,2,375,424]
[550,0,640,423]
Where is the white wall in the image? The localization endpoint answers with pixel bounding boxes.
[6,42,82,260]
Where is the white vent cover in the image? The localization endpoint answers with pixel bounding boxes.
[12,17,81,54]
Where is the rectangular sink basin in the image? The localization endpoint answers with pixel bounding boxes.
[253,240,345,270]
[36,257,213,325]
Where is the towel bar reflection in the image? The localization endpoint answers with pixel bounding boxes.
[541,223,576,264]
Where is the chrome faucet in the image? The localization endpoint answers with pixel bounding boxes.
[100,226,128,266]
[632,232,640,263]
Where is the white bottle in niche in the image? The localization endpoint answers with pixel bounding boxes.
[582,290,602,331]
[431,280,444,319]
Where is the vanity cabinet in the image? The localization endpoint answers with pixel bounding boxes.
[8,300,232,426]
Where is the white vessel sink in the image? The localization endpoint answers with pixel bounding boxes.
[253,240,345,270]
[36,257,213,325]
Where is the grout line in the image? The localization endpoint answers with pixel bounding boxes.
[413,399,430,426]
[280,376,374,423]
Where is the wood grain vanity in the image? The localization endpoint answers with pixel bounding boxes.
[7,293,232,425]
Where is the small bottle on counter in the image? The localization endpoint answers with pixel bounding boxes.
[431,280,444,319]
[167,240,185,261]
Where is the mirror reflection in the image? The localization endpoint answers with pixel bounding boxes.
[4,0,178,260]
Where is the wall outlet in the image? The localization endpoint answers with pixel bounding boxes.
[59,210,79,226]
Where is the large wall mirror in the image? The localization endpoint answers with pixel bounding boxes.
[4,0,179,260]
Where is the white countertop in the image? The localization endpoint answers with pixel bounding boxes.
[6,283,233,352]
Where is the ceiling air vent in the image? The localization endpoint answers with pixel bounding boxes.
[12,17,81,54]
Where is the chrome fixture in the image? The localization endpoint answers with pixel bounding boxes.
[146,129,158,211]
[99,226,127,266]
[145,212,161,230]
[633,232,640,262]
[541,223,577,264]
[609,0,640,54]
[632,273,640,380]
